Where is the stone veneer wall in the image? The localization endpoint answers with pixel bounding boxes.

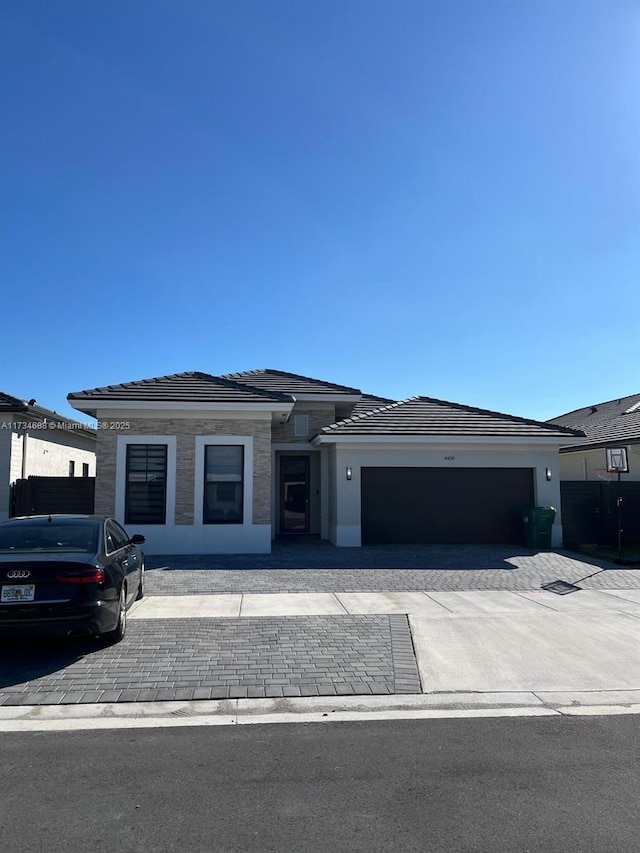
[271,406,336,443]
[94,418,271,525]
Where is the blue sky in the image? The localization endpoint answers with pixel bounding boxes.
[2,0,638,424]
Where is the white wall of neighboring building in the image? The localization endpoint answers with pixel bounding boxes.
[559,444,640,482]
[325,440,565,548]
[0,415,96,521]
[9,430,96,481]
[0,428,12,521]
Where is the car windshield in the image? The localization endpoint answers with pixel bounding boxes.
[0,523,100,553]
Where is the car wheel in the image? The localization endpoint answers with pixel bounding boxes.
[135,563,145,600]
[103,585,127,644]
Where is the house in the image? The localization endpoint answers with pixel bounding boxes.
[547,394,640,546]
[0,392,97,522]
[547,394,640,482]
[67,369,584,554]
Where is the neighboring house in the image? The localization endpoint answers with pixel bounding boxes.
[67,369,584,554]
[547,394,640,482]
[547,394,640,547]
[0,392,97,522]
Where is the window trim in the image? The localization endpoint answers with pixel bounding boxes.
[116,436,177,527]
[194,436,253,528]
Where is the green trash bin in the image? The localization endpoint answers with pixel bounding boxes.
[521,506,556,549]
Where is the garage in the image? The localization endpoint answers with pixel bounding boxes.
[361,467,534,545]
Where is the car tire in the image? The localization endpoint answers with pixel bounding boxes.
[135,563,145,600]
[102,585,127,644]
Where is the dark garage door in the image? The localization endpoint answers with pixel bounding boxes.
[361,467,534,545]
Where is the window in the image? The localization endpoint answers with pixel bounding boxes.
[203,445,244,524]
[105,520,129,553]
[294,415,309,437]
[82,463,89,478]
[69,460,75,477]
[125,444,167,525]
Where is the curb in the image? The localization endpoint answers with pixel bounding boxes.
[2,691,640,732]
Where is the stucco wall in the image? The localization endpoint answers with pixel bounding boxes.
[0,429,12,520]
[11,432,96,480]
[559,444,640,482]
[326,441,564,547]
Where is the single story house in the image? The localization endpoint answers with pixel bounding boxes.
[0,391,97,522]
[547,394,640,547]
[547,394,640,482]
[67,369,584,554]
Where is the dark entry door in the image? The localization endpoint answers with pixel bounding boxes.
[279,456,311,533]
[361,467,534,545]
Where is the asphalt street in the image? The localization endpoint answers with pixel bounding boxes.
[1,715,638,852]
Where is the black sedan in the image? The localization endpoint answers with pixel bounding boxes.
[0,515,145,643]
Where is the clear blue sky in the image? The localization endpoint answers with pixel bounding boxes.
[2,0,638,424]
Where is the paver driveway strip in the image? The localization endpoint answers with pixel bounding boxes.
[145,542,621,572]
[144,552,640,596]
[0,615,421,706]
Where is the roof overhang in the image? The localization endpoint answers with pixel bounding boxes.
[68,398,295,425]
[311,434,583,447]
[560,437,640,453]
[6,409,97,439]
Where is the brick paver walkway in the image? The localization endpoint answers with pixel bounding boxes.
[0,615,421,706]
[145,545,640,595]
[148,542,609,571]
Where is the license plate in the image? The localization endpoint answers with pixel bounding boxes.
[1,584,35,603]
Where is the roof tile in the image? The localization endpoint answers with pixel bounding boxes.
[320,396,585,438]
[68,371,293,404]
[547,393,640,447]
[222,368,362,396]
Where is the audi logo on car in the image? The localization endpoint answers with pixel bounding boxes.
[7,570,31,579]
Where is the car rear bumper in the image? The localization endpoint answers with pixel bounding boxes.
[0,600,118,637]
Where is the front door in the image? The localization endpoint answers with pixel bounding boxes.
[279,456,310,534]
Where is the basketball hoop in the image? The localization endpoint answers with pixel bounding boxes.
[595,468,617,483]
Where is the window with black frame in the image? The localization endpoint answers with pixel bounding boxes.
[125,444,167,525]
[203,445,244,524]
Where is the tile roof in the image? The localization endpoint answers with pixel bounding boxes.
[350,393,396,417]
[222,369,362,396]
[0,391,95,435]
[0,391,29,412]
[318,397,585,438]
[67,372,293,404]
[547,393,640,448]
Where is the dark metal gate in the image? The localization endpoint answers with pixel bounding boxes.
[10,476,95,517]
[560,481,640,547]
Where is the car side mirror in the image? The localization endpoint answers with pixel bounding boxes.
[129,534,146,545]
